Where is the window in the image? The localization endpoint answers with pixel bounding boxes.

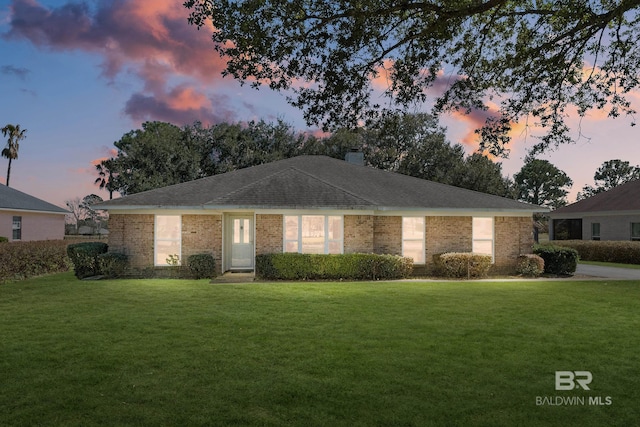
[12,216,22,240]
[632,223,640,241]
[155,215,181,266]
[472,217,494,261]
[283,215,343,254]
[402,217,425,264]
[591,223,601,241]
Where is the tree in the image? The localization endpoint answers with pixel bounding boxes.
[457,153,515,198]
[514,157,573,209]
[65,197,83,234]
[94,158,116,200]
[577,159,640,199]
[185,0,640,155]
[1,124,27,187]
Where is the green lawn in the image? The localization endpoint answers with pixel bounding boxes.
[2,273,639,426]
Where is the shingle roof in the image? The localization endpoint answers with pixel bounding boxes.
[549,179,640,216]
[0,184,68,214]
[97,155,543,212]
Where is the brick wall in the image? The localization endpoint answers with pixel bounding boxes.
[182,215,223,274]
[373,216,402,256]
[426,216,472,265]
[256,214,283,255]
[495,216,534,269]
[108,214,154,269]
[344,215,374,253]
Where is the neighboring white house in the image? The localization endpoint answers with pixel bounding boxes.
[0,184,68,241]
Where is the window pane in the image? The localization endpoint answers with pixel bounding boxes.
[473,217,493,239]
[632,223,640,238]
[302,239,325,254]
[328,241,342,254]
[157,215,181,240]
[233,219,241,243]
[156,240,181,265]
[285,241,299,253]
[403,240,425,263]
[403,217,424,240]
[473,240,493,255]
[284,216,299,240]
[328,216,343,240]
[302,216,324,239]
[243,219,250,243]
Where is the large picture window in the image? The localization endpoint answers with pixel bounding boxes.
[472,217,494,261]
[402,217,425,264]
[155,215,181,266]
[284,215,343,254]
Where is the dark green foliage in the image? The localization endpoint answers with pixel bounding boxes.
[0,240,71,282]
[515,254,545,277]
[432,253,492,279]
[514,157,573,208]
[97,252,128,278]
[255,253,413,280]
[187,253,217,279]
[533,245,579,275]
[0,236,8,243]
[548,240,640,265]
[67,242,108,279]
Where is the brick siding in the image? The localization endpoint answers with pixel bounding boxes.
[494,216,534,270]
[256,214,283,255]
[344,215,374,253]
[108,214,154,269]
[182,215,223,274]
[425,216,473,265]
[373,216,402,256]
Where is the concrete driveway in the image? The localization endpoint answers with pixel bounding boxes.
[575,263,640,280]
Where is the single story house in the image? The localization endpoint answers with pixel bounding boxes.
[548,179,640,241]
[96,155,545,275]
[0,184,68,242]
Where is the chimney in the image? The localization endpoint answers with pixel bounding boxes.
[345,149,364,166]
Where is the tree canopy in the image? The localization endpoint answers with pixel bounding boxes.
[185,0,640,155]
[96,115,514,198]
[577,159,640,199]
[514,157,573,209]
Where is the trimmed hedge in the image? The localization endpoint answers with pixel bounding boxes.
[98,252,129,278]
[533,245,578,275]
[67,242,109,279]
[516,254,545,277]
[548,240,640,265]
[0,236,8,243]
[187,253,217,279]
[0,240,72,282]
[255,253,413,280]
[432,253,492,279]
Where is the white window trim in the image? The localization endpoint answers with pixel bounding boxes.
[283,215,344,254]
[154,215,182,266]
[402,216,426,264]
[472,217,495,263]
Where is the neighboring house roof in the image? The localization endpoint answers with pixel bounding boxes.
[97,155,544,213]
[549,179,640,216]
[0,184,68,214]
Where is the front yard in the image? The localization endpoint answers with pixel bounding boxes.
[1,273,639,426]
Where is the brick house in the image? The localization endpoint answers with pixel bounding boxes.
[96,155,544,275]
[548,179,640,241]
[0,184,68,242]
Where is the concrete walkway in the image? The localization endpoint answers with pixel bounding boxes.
[575,263,640,280]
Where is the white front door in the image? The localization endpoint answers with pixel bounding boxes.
[230,215,254,270]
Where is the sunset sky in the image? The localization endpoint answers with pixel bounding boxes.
[1,0,639,209]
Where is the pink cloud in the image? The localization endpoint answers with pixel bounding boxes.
[4,0,234,125]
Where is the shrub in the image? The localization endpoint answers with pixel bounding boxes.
[255,253,413,280]
[67,242,108,279]
[533,245,578,275]
[516,254,545,277]
[187,253,217,279]
[98,252,128,278]
[0,240,72,282]
[547,240,640,265]
[432,253,492,279]
[0,236,8,243]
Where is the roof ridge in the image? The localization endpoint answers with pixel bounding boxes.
[289,166,377,205]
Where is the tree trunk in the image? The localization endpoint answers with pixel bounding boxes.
[5,157,11,187]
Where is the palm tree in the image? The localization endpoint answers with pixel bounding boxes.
[1,124,27,187]
[94,158,116,200]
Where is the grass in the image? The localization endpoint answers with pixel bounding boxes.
[2,273,640,426]
[579,260,640,270]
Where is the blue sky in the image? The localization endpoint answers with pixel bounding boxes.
[1,0,639,208]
